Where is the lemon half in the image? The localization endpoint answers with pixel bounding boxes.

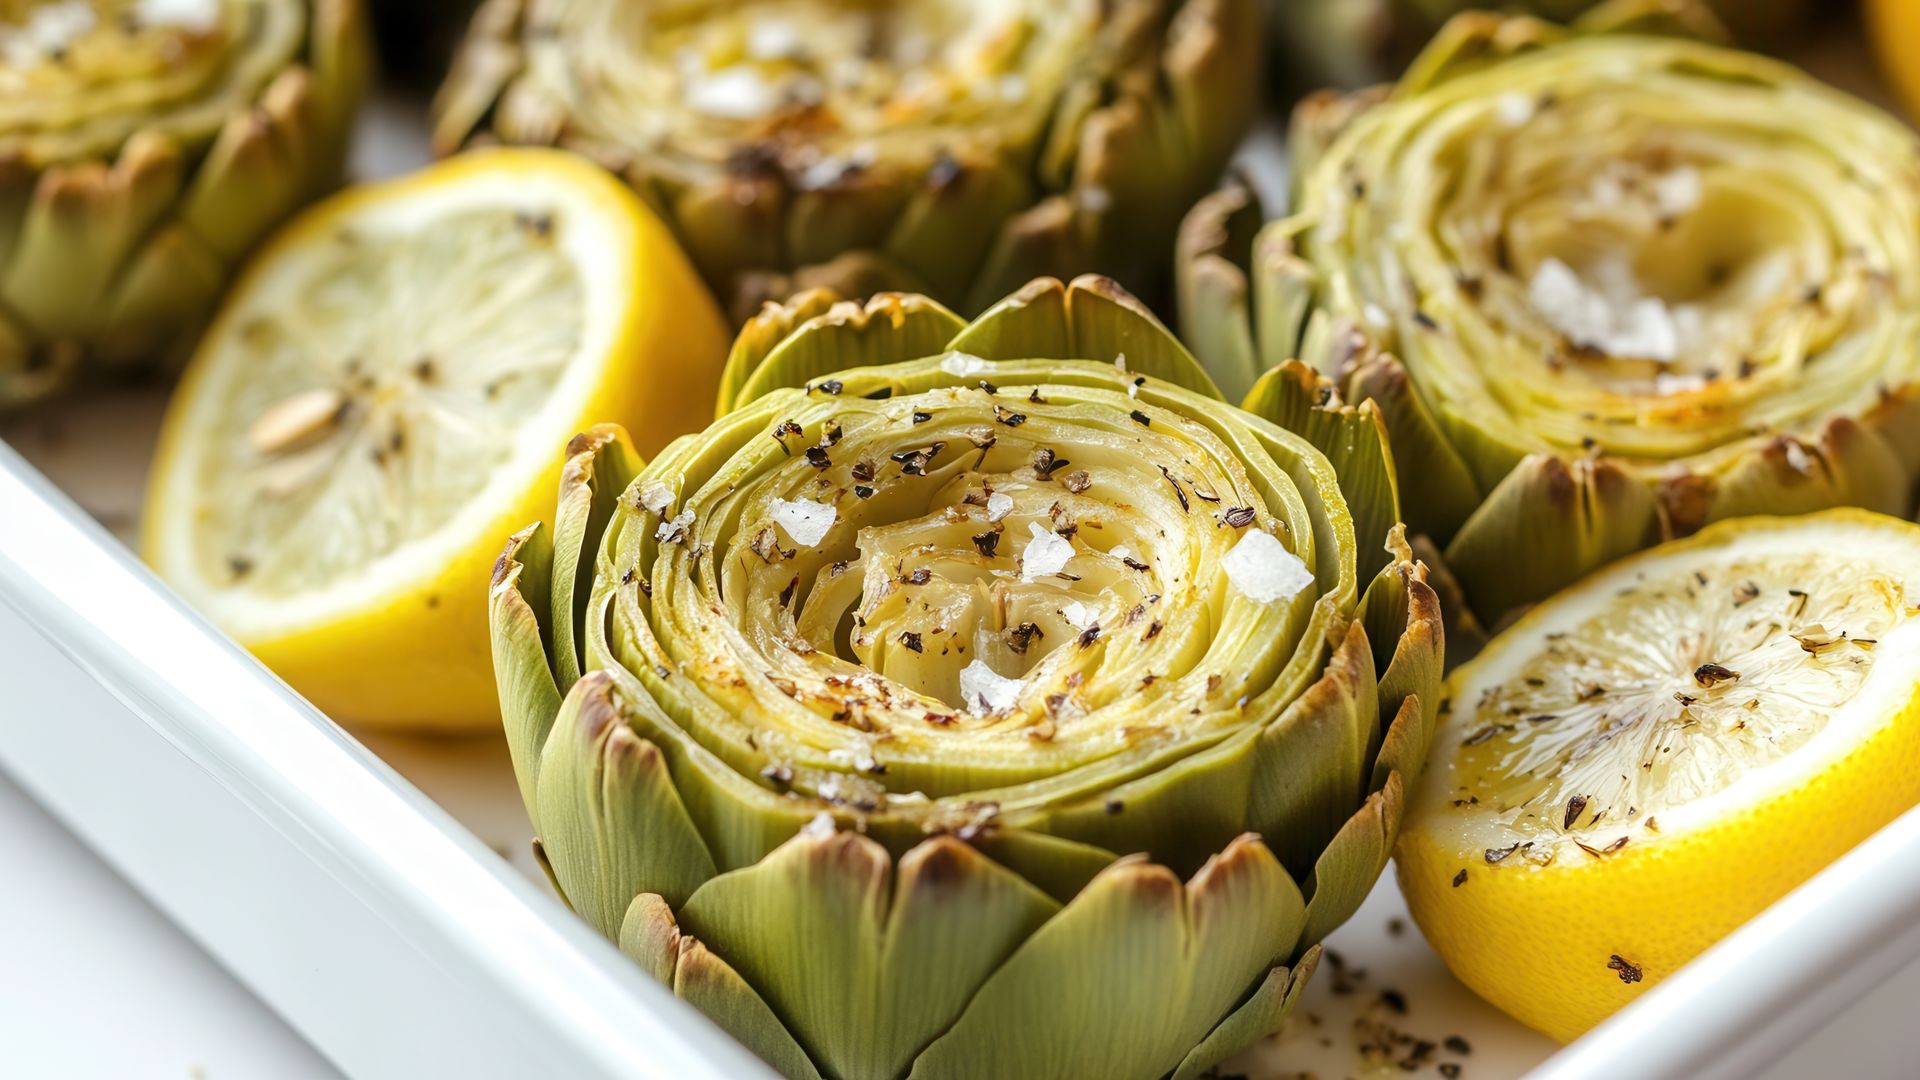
[144,148,730,730]
[1398,510,1920,1041]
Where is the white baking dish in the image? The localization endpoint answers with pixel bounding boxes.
[7,30,1920,1072]
[0,442,772,1080]
[8,389,1920,1079]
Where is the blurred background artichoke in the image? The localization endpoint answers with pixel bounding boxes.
[1180,5,1920,647]
[432,0,1261,323]
[0,0,366,408]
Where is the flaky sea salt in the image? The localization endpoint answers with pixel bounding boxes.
[959,659,1024,714]
[1653,372,1707,396]
[801,811,837,838]
[1020,522,1074,581]
[747,19,802,60]
[1495,91,1536,127]
[686,66,785,120]
[1529,257,1678,362]
[1111,544,1138,564]
[637,480,674,514]
[769,497,837,547]
[940,352,991,377]
[1060,601,1098,630]
[1,2,93,68]
[134,0,220,30]
[987,491,1015,522]
[1222,530,1314,604]
[1652,166,1703,218]
[655,509,694,543]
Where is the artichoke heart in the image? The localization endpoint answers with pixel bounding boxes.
[489,277,1443,1080]
[433,0,1260,323]
[0,0,366,407]
[1181,5,1920,639]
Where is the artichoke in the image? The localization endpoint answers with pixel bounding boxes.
[1179,5,1920,643]
[0,0,367,408]
[1265,0,1808,94]
[489,276,1442,1079]
[432,0,1259,323]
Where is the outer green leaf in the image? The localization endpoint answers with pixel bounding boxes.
[907,835,1303,1080]
[536,672,718,928]
[949,275,1222,399]
[550,426,641,691]
[1171,947,1320,1080]
[679,829,1059,1080]
[617,892,827,1080]
[488,521,560,821]
[729,293,967,411]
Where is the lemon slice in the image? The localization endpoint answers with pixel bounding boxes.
[144,148,730,731]
[1398,509,1920,1042]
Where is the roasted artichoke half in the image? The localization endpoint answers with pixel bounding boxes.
[1265,0,1806,93]
[0,0,366,407]
[489,277,1442,1080]
[432,0,1259,323]
[1180,6,1920,641]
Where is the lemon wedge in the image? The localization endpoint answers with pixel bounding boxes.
[144,148,730,731]
[1398,510,1920,1041]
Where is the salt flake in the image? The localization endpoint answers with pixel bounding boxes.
[769,497,837,547]
[801,811,837,839]
[1060,601,1098,630]
[1496,91,1536,127]
[687,66,785,120]
[940,352,991,377]
[637,480,674,514]
[746,19,802,60]
[1652,167,1703,218]
[1222,530,1314,604]
[987,491,1015,522]
[134,0,220,31]
[1529,257,1678,362]
[655,509,694,544]
[1020,522,1074,581]
[959,659,1023,714]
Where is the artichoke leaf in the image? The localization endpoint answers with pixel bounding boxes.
[678,829,1058,1080]
[1299,772,1404,948]
[489,521,561,819]
[950,275,1221,399]
[1246,620,1380,878]
[906,835,1304,1080]
[1171,946,1320,1080]
[1442,454,1659,626]
[550,425,642,691]
[536,672,718,926]
[729,294,968,412]
[618,892,827,1080]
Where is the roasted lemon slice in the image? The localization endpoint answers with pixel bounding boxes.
[1398,509,1920,1042]
[144,148,730,730]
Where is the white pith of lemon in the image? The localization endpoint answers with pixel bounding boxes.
[144,148,730,730]
[1398,510,1920,1042]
